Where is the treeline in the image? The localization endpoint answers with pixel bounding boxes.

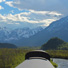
[47,50,68,59]
[0,48,30,68]
[0,43,17,48]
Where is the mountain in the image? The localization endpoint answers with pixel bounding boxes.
[0,16,68,47]
[41,37,68,50]
[0,43,17,48]
[0,27,43,42]
[14,16,68,46]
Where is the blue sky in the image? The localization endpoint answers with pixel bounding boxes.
[0,0,68,29]
[0,0,29,15]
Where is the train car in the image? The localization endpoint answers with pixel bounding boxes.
[16,50,54,68]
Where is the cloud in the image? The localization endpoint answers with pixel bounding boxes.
[5,0,56,10]
[5,0,68,16]
[39,19,56,26]
[5,1,14,7]
[0,0,67,29]
[0,10,62,28]
[0,5,4,10]
[0,0,5,3]
[29,10,62,16]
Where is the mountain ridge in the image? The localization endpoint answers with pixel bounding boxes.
[0,16,68,46]
[15,16,68,46]
[0,27,43,42]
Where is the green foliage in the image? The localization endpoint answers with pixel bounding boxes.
[0,47,68,68]
[0,48,29,68]
[58,43,68,50]
[47,50,68,59]
[41,37,68,50]
[50,59,58,68]
[47,50,68,67]
[19,46,41,50]
[0,48,58,68]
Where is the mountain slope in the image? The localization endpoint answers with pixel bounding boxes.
[0,27,43,42]
[0,16,68,46]
[15,16,68,46]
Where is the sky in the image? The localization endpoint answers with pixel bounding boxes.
[0,0,68,29]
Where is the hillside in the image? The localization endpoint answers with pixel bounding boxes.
[0,43,17,48]
[41,37,68,50]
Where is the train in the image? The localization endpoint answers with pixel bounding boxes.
[16,50,54,68]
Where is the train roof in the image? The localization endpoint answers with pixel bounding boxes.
[16,50,54,68]
[16,59,54,68]
[25,50,50,61]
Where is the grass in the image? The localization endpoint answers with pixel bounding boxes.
[1,48,68,68]
[50,59,58,68]
[47,50,68,59]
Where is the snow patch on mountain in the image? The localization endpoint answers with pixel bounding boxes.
[0,27,43,41]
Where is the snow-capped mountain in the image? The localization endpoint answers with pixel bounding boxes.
[1,16,68,46]
[0,27,43,41]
